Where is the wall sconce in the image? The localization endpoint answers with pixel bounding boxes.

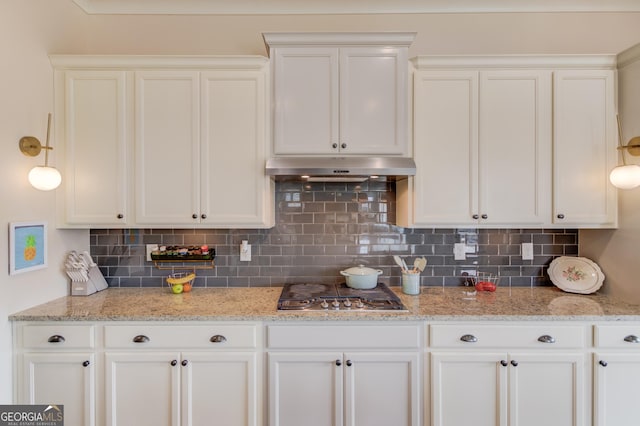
[609,115,640,190]
[19,113,62,191]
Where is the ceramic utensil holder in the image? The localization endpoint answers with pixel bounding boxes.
[402,272,420,295]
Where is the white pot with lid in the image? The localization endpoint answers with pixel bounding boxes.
[340,264,383,289]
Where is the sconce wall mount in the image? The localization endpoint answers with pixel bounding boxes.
[19,113,62,191]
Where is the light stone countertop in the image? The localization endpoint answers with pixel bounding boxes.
[9,286,640,322]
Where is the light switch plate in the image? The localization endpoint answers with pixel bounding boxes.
[240,241,251,262]
[454,243,466,261]
[522,243,534,260]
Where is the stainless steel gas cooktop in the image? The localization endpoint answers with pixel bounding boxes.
[277,282,407,312]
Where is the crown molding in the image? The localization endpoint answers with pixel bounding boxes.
[72,0,640,15]
[411,54,617,70]
[49,55,268,69]
[617,43,640,69]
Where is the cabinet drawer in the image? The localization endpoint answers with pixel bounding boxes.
[430,324,586,349]
[595,325,640,348]
[21,324,95,349]
[267,324,421,349]
[104,324,258,349]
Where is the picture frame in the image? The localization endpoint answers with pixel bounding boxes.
[9,221,47,275]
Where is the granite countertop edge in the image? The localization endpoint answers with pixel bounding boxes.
[9,286,640,323]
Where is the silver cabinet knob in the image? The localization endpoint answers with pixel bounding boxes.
[538,335,556,344]
[624,335,640,343]
[460,334,478,343]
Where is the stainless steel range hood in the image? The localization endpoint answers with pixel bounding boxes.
[265,157,416,182]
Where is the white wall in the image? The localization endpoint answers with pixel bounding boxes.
[0,0,89,403]
[580,47,640,303]
[2,0,640,403]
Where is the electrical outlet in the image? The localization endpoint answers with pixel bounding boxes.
[454,243,466,261]
[522,243,534,260]
[146,244,158,261]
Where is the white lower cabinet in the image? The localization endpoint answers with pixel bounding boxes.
[15,324,96,426]
[104,324,261,426]
[267,323,422,426]
[106,351,258,426]
[21,352,96,426]
[430,323,587,426]
[593,325,640,426]
[20,320,640,426]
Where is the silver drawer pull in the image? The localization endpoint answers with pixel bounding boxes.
[624,335,640,343]
[210,335,227,343]
[538,335,556,344]
[47,335,65,343]
[133,335,150,343]
[460,334,478,343]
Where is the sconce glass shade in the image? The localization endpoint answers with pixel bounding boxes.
[609,164,640,189]
[28,166,62,191]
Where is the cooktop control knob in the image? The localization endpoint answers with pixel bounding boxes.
[343,299,352,308]
[355,300,365,309]
[332,299,340,309]
[320,300,329,309]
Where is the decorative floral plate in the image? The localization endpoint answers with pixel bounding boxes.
[547,256,605,294]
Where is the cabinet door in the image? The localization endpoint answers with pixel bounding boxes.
[411,70,479,226]
[479,70,551,226]
[273,48,339,155]
[509,352,584,426]
[594,353,640,426]
[105,352,180,426]
[200,70,273,227]
[21,353,95,426]
[269,352,343,426]
[344,352,420,426]
[431,352,507,426]
[339,47,408,155]
[135,71,200,224]
[182,352,259,426]
[61,70,129,225]
[553,70,617,227]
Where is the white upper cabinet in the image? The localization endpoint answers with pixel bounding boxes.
[402,64,551,228]
[200,70,272,227]
[399,55,617,229]
[54,68,131,227]
[51,56,274,229]
[265,32,414,156]
[553,69,617,227]
[135,70,201,225]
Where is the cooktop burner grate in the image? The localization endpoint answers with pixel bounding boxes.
[277,282,407,311]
